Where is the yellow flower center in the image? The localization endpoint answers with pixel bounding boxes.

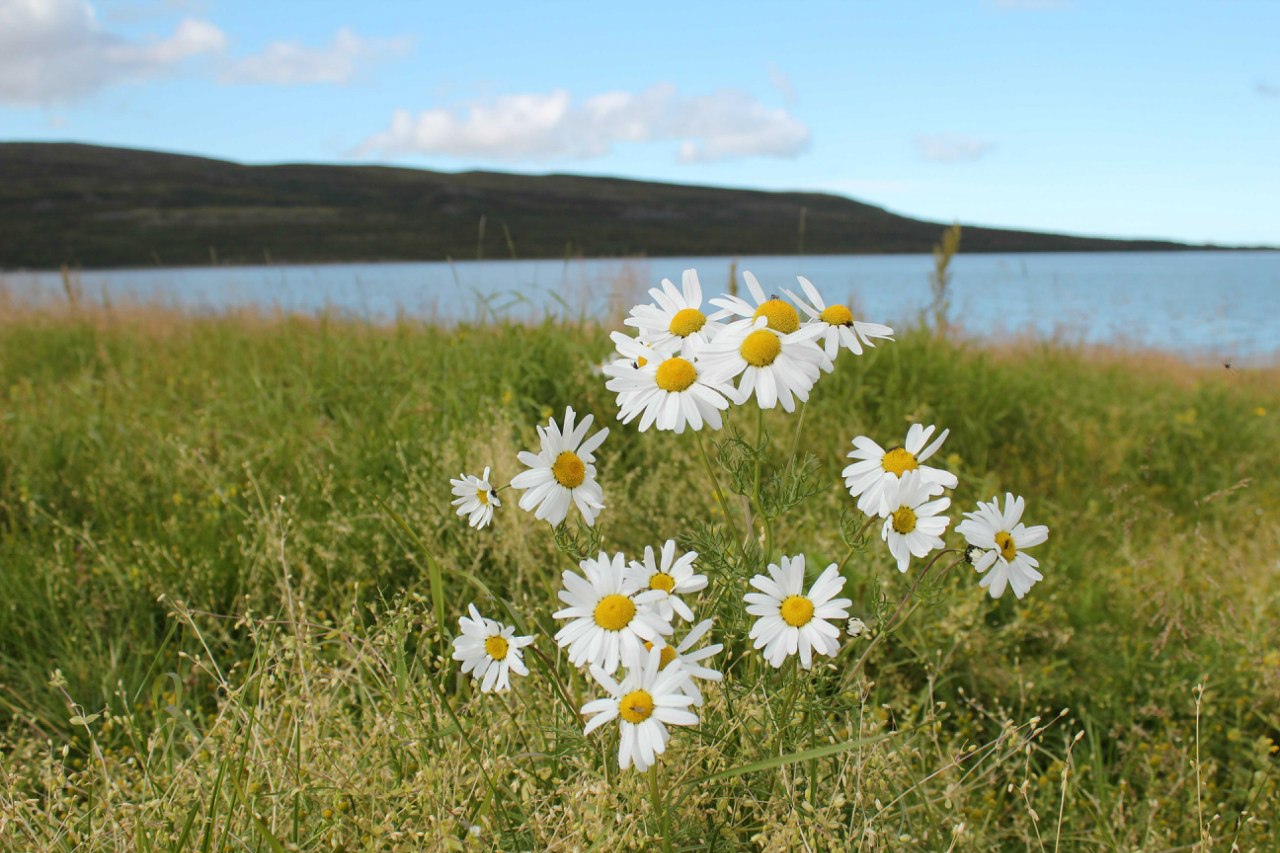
[753,299,800,334]
[668,308,707,337]
[881,447,919,476]
[655,357,698,392]
[484,635,509,661]
[820,304,854,326]
[475,488,489,506]
[619,689,655,724]
[649,572,677,592]
[552,451,586,488]
[740,329,782,367]
[593,594,636,631]
[644,640,678,668]
[891,506,917,534]
[995,531,1017,562]
[780,595,815,627]
[635,355,648,368]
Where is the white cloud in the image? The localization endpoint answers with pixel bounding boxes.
[220,27,413,86]
[768,62,797,105]
[355,84,811,164]
[0,0,226,105]
[915,134,995,164]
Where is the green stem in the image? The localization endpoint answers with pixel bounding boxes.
[785,400,808,482]
[775,660,802,754]
[845,552,964,686]
[754,407,773,561]
[694,430,748,561]
[649,763,672,852]
[837,514,880,574]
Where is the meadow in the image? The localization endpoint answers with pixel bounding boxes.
[0,296,1277,851]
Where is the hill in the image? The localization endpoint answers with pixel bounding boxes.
[0,142,1206,269]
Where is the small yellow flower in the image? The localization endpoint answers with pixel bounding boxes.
[1256,407,1267,417]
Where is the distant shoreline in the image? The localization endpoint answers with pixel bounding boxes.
[4,246,1276,276]
[4,142,1273,270]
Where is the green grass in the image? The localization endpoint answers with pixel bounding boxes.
[1,306,1277,850]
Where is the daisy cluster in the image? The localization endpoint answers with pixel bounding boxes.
[446,268,1053,775]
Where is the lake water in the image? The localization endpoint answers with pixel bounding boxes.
[4,251,1278,360]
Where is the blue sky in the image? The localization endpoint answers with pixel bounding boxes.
[2,0,1278,244]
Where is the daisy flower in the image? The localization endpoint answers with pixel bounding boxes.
[784,275,895,367]
[581,647,698,772]
[843,423,959,517]
[744,555,852,669]
[449,466,501,529]
[603,333,734,433]
[697,317,825,413]
[554,552,672,674]
[623,540,708,623]
[957,493,1049,599]
[451,604,534,693]
[880,471,952,573]
[510,406,609,527]
[623,268,725,358]
[642,619,723,705]
[709,270,805,335]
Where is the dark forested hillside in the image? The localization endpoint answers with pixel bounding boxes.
[0,142,1207,269]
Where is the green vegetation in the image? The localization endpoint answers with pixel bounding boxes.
[1,303,1277,850]
[0,143,1210,269]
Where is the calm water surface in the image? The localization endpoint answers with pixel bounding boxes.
[5,251,1277,359]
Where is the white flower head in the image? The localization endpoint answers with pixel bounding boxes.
[957,493,1049,599]
[843,423,959,517]
[553,552,673,674]
[510,406,609,527]
[624,269,727,359]
[451,604,534,693]
[846,617,868,638]
[642,619,723,705]
[745,555,852,669]
[603,333,735,433]
[709,270,805,335]
[698,316,825,413]
[581,647,698,772]
[880,470,952,573]
[450,466,501,529]
[784,275,895,368]
[623,540,708,623]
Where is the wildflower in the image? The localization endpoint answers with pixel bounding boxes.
[624,268,725,358]
[450,466,500,529]
[451,604,534,693]
[710,270,804,334]
[553,552,672,674]
[784,275,894,366]
[843,423,958,517]
[510,406,608,526]
[957,493,1049,599]
[603,333,735,433]
[745,555,852,669]
[623,540,707,623]
[698,316,825,413]
[880,471,952,572]
[644,619,723,705]
[581,647,698,772]
[846,617,868,638]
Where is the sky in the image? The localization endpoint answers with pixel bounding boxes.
[2,0,1278,245]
